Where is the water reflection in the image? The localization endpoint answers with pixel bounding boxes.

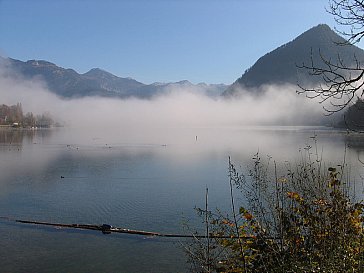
[0,128,25,144]
[346,133,364,150]
[0,126,363,273]
[0,128,53,145]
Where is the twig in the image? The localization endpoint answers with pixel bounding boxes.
[228,157,247,273]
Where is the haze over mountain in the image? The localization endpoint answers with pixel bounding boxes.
[224,24,364,96]
[2,25,348,128]
[2,24,363,103]
[0,56,227,99]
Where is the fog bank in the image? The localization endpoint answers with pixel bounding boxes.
[0,66,328,131]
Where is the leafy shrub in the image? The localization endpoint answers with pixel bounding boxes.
[186,147,364,273]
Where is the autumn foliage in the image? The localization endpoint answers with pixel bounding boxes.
[187,148,364,272]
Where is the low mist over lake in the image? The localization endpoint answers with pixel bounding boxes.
[1,126,364,272]
[2,0,364,272]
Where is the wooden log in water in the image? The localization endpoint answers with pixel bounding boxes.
[16,219,104,231]
[15,219,213,238]
[0,217,278,240]
[8,218,234,238]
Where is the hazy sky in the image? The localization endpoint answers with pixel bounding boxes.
[0,0,338,84]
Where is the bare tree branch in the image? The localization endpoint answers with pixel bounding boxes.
[297,1,364,116]
[328,0,364,44]
[297,47,364,114]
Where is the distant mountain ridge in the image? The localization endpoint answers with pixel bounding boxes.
[2,24,361,99]
[0,57,227,98]
[224,24,364,96]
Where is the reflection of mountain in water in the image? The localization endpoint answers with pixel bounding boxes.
[345,133,364,151]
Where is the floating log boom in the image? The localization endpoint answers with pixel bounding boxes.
[0,217,278,240]
[1,217,239,238]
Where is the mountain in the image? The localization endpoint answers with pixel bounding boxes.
[224,24,364,96]
[0,57,227,98]
[2,58,148,98]
[335,99,364,130]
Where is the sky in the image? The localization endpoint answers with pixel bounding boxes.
[0,0,340,84]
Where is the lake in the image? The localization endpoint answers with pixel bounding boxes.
[0,126,363,273]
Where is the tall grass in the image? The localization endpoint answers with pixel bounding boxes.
[185,142,364,273]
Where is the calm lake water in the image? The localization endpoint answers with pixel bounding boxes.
[0,126,364,273]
